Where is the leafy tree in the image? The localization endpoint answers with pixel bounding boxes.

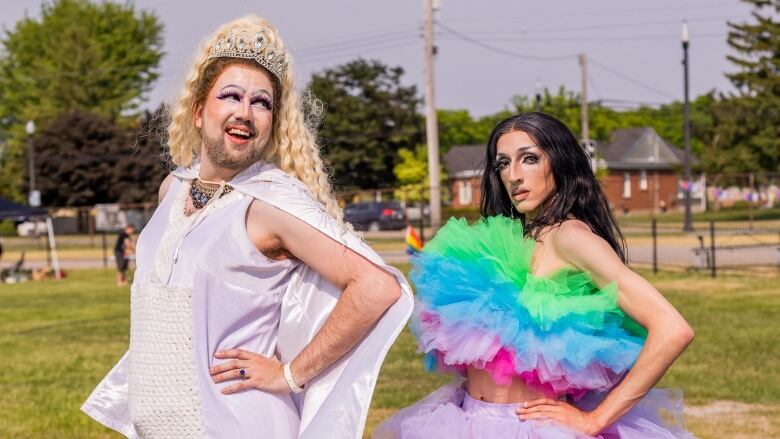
[506,87,715,166]
[124,104,171,201]
[308,59,424,190]
[437,109,487,152]
[0,0,164,200]
[32,109,167,206]
[708,0,780,173]
[392,145,446,202]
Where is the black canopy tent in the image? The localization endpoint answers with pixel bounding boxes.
[0,197,61,280]
[0,197,48,219]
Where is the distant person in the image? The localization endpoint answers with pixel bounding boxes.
[114,225,135,286]
[82,14,411,438]
[375,113,695,438]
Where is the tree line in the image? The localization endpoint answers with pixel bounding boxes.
[0,0,777,207]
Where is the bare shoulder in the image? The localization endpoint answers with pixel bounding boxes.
[158,174,176,205]
[246,198,276,233]
[553,219,594,242]
[550,219,607,264]
[246,198,295,259]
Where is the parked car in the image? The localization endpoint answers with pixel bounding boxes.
[344,201,406,231]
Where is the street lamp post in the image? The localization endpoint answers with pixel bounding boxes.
[25,120,39,207]
[682,21,694,232]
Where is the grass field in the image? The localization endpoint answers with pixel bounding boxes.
[0,268,778,438]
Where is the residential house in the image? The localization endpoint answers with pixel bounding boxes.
[442,127,702,213]
[600,127,701,214]
[443,145,484,208]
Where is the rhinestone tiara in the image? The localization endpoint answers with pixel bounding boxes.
[208,30,287,80]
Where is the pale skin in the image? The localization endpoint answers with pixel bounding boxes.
[159,64,402,395]
[469,130,695,435]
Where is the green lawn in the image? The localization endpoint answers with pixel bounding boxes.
[617,206,780,223]
[0,268,778,438]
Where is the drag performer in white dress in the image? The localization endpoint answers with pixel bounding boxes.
[82,15,412,439]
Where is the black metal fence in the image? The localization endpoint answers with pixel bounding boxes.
[624,220,780,276]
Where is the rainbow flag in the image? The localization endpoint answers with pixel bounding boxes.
[405,225,424,254]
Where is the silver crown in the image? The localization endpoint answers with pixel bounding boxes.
[208,30,287,80]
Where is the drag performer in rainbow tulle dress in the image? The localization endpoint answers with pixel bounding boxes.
[375,113,695,439]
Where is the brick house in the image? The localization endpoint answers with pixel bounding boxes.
[443,128,702,213]
[600,127,701,214]
[443,145,484,208]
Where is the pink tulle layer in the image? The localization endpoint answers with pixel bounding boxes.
[418,310,626,399]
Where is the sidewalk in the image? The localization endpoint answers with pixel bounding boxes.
[18,249,412,270]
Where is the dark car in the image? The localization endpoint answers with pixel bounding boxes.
[344,201,406,231]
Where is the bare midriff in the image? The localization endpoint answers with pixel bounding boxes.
[466,367,547,403]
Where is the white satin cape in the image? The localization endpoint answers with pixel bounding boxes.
[81,163,414,438]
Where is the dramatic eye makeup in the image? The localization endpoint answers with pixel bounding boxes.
[216,85,273,110]
[493,146,540,173]
[521,153,539,165]
[217,88,242,102]
[249,95,273,110]
[493,156,511,173]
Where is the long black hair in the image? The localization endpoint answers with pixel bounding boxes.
[479,112,627,263]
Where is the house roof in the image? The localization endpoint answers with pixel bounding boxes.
[443,144,484,178]
[600,127,693,170]
[443,127,695,176]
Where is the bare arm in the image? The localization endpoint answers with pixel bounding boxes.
[212,199,402,393]
[519,221,694,433]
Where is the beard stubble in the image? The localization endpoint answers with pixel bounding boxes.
[201,129,267,172]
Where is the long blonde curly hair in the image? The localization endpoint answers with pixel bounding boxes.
[167,15,342,222]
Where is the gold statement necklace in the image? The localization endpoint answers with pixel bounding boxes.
[189,178,234,209]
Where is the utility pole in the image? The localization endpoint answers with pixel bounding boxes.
[423,0,441,229]
[579,53,589,143]
[682,21,694,232]
[579,54,596,173]
[535,78,542,112]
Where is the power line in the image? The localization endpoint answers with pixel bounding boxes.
[442,0,746,23]
[297,35,419,58]
[437,22,577,61]
[587,72,602,101]
[437,32,724,43]
[447,15,741,37]
[589,58,677,100]
[597,98,669,107]
[296,37,420,63]
[291,21,420,52]
[294,26,419,55]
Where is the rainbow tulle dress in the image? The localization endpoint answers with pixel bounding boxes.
[374,217,695,439]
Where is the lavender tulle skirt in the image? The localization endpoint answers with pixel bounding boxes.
[373,381,696,439]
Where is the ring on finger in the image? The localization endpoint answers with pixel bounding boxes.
[239,368,247,379]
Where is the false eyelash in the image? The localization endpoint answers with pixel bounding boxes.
[217,90,241,100]
[251,96,273,110]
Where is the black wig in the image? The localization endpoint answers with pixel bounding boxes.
[479,112,627,263]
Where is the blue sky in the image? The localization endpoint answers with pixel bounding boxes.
[1,0,756,116]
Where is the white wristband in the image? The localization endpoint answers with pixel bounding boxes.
[283,362,304,393]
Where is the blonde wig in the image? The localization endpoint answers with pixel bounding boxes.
[167,15,342,222]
